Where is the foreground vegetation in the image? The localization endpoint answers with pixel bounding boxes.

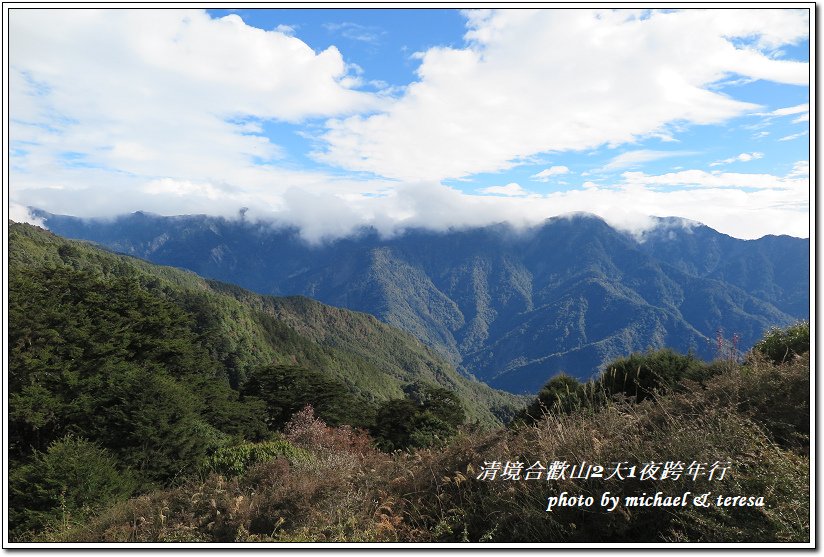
[17,328,811,542]
[8,223,809,543]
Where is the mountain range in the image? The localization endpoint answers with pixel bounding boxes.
[34,210,809,393]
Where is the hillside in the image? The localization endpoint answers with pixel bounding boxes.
[35,210,810,392]
[10,221,519,421]
[8,222,523,539]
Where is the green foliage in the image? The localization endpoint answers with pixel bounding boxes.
[9,436,135,540]
[595,348,712,403]
[406,412,456,449]
[203,440,312,477]
[8,260,270,486]
[753,321,810,364]
[371,399,423,451]
[371,384,466,451]
[242,364,376,430]
[403,384,465,424]
[518,350,717,425]
[186,374,270,442]
[90,367,214,483]
[519,373,584,421]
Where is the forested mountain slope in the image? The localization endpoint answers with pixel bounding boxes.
[36,211,809,392]
[9,222,525,537]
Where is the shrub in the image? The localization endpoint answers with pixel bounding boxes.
[753,321,810,364]
[241,364,375,430]
[283,405,374,456]
[518,350,718,425]
[203,439,312,477]
[595,348,711,403]
[706,352,810,451]
[9,435,136,540]
[371,384,466,451]
[517,373,584,422]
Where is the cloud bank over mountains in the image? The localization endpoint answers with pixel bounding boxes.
[9,8,810,240]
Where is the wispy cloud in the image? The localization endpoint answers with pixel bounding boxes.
[9,201,47,227]
[478,182,530,196]
[274,24,297,35]
[621,166,807,191]
[709,152,763,167]
[755,102,810,126]
[770,103,809,117]
[787,160,809,178]
[323,22,385,44]
[599,150,697,172]
[530,166,570,181]
[778,131,808,142]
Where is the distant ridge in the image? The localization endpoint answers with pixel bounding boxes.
[34,209,809,393]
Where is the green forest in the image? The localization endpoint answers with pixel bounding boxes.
[7,222,810,543]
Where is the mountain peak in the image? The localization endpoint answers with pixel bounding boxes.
[547,211,607,224]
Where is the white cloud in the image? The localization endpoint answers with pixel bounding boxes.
[771,103,809,116]
[600,150,697,171]
[264,164,808,241]
[478,182,529,196]
[10,9,380,197]
[530,166,570,181]
[13,161,809,243]
[143,178,227,200]
[725,9,809,50]
[315,9,808,182]
[734,152,762,162]
[323,22,385,44]
[766,102,810,125]
[9,202,47,228]
[621,166,807,191]
[275,24,296,35]
[709,152,764,166]
[787,160,809,178]
[778,131,808,141]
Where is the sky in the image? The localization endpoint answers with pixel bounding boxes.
[7,7,812,241]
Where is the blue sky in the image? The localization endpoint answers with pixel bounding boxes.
[8,8,811,240]
[209,9,469,87]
